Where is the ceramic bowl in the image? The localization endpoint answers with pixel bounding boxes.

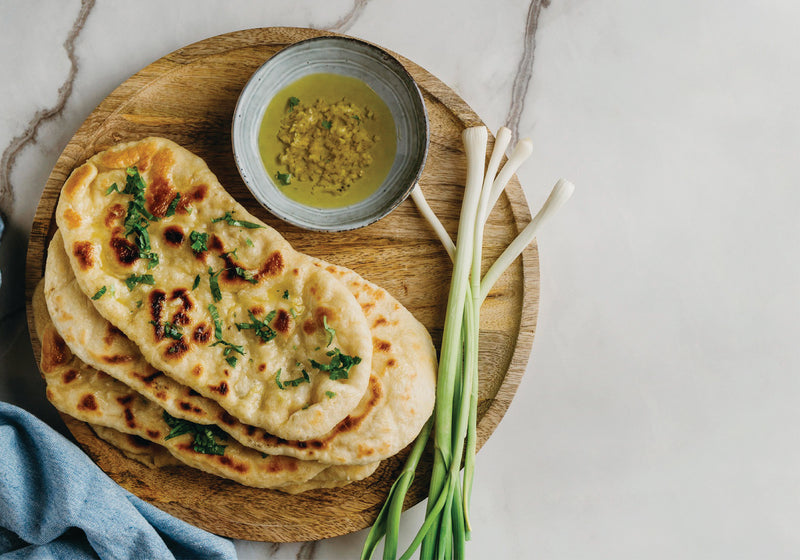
[232,36,429,232]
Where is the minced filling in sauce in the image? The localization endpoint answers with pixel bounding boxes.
[258,73,397,209]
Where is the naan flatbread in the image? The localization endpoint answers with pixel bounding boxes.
[89,424,379,494]
[54,137,372,440]
[34,284,380,490]
[90,424,183,468]
[45,230,437,465]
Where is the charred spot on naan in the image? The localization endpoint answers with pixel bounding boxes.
[257,251,284,279]
[62,208,82,229]
[63,163,97,199]
[72,241,95,270]
[164,338,189,360]
[145,149,178,218]
[189,183,208,202]
[149,290,166,339]
[374,339,392,353]
[218,411,237,426]
[104,203,126,228]
[123,408,137,428]
[103,324,124,346]
[262,455,298,474]
[133,371,164,385]
[192,324,211,345]
[145,430,161,440]
[110,236,138,265]
[209,381,229,396]
[41,327,72,373]
[95,138,158,170]
[274,309,291,334]
[163,226,184,246]
[219,454,250,474]
[361,302,375,314]
[62,369,78,384]
[178,401,204,415]
[77,393,99,412]
[174,183,207,215]
[171,289,194,310]
[101,354,133,364]
[171,310,190,326]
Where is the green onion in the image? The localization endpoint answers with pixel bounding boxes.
[361,125,573,559]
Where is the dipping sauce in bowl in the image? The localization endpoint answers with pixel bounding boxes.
[233,36,428,232]
[258,73,397,209]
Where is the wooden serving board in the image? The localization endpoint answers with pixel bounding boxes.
[24,27,539,542]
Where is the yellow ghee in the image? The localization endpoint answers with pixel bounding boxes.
[258,73,396,209]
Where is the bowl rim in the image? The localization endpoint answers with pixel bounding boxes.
[231,35,430,232]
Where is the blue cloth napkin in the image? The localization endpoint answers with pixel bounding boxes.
[0,401,237,560]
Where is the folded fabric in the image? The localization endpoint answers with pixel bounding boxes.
[0,401,237,560]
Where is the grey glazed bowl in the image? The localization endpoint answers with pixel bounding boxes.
[232,36,429,232]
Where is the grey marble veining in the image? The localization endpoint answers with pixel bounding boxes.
[4,1,800,558]
[0,2,542,558]
[0,0,94,212]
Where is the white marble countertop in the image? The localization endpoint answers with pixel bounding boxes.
[2,1,800,558]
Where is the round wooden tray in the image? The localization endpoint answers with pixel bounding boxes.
[24,27,539,542]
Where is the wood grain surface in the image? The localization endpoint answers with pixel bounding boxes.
[24,27,539,542]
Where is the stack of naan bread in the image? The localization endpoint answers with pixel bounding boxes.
[34,137,436,493]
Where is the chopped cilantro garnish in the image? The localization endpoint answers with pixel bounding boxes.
[192,275,201,290]
[91,286,107,300]
[351,114,361,122]
[165,193,181,217]
[323,316,335,347]
[310,348,362,381]
[135,299,143,308]
[245,238,254,247]
[211,211,263,229]
[208,304,245,360]
[288,96,300,111]
[282,290,289,300]
[233,267,257,284]
[321,120,332,130]
[225,356,238,367]
[150,320,183,340]
[325,391,336,399]
[275,368,310,390]
[105,183,121,195]
[208,267,223,302]
[208,304,223,340]
[286,369,310,387]
[120,167,160,268]
[235,310,277,343]
[189,231,208,253]
[289,308,297,319]
[276,172,292,186]
[164,322,182,340]
[163,411,227,456]
[125,273,155,291]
